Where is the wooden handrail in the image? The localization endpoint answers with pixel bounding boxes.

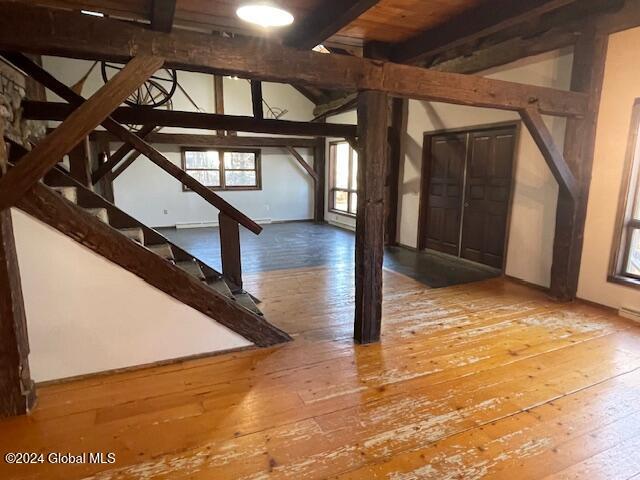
[1,52,262,235]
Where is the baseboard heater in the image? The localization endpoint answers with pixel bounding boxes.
[619,307,640,323]
[176,218,273,229]
[329,219,355,231]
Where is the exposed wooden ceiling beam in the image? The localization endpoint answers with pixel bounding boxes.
[88,131,319,148]
[0,2,588,117]
[392,0,577,65]
[520,106,579,199]
[0,55,163,211]
[429,0,627,74]
[22,101,359,138]
[285,146,319,182]
[313,93,358,121]
[283,0,381,50]
[150,0,176,33]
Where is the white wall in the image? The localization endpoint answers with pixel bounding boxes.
[41,56,317,226]
[113,145,315,227]
[397,50,573,287]
[578,26,640,310]
[12,209,250,382]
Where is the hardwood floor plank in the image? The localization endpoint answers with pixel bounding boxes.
[0,268,638,480]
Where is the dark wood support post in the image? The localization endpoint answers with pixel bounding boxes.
[354,90,388,344]
[219,213,242,291]
[68,137,92,188]
[95,136,115,203]
[0,123,36,418]
[214,73,235,136]
[550,27,608,300]
[24,55,46,102]
[313,138,326,224]
[385,97,407,246]
[251,80,264,120]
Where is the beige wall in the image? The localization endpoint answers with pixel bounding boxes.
[12,209,250,382]
[578,26,640,310]
[398,50,573,287]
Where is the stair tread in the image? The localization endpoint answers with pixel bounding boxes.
[176,260,205,280]
[51,186,78,204]
[84,207,109,224]
[146,243,174,260]
[206,277,233,298]
[118,227,145,245]
[234,291,264,316]
[44,168,273,335]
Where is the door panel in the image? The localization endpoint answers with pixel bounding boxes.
[460,128,516,268]
[423,134,466,255]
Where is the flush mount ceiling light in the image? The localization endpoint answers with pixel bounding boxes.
[236,4,294,28]
[80,9,104,17]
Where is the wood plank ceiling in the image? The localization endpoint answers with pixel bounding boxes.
[339,0,490,44]
[25,0,492,46]
[18,0,627,103]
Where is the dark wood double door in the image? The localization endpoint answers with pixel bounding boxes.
[419,125,517,269]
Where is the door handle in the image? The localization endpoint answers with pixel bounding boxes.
[464,202,470,208]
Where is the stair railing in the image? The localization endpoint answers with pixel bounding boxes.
[1,53,259,294]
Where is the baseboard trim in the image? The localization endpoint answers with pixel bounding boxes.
[503,274,550,292]
[36,344,257,387]
[173,218,313,229]
[328,219,355,232]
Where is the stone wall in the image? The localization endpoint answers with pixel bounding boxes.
[0,60,45,148]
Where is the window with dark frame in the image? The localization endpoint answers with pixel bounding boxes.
[610,99,640,286]
[182,148,261,191]
[329,141,358,216]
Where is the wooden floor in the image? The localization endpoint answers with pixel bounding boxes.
[160,223,500,288]
[3,266,640,479]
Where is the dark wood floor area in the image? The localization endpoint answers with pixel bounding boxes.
[159,222,499,288]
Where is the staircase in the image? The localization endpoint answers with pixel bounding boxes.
[15,164,290,347]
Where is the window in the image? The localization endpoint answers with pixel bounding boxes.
[610,99,640,286]
[182,148,261,191]
[329,141,358,216]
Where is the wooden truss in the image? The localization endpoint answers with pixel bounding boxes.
[0,1,605,347]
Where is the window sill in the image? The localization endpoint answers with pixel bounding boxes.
[329,209,356,219]
[608,274,640,290]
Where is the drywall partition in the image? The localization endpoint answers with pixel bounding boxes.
[40,57,317,226]
[398,50,573,287]
[578,26,640,311]
[12,208,251,382]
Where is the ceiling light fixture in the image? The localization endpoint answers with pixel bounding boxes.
[80,9,104,17]
[236,4,294,28]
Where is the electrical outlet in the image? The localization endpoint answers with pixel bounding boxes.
[163,209,168,215]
